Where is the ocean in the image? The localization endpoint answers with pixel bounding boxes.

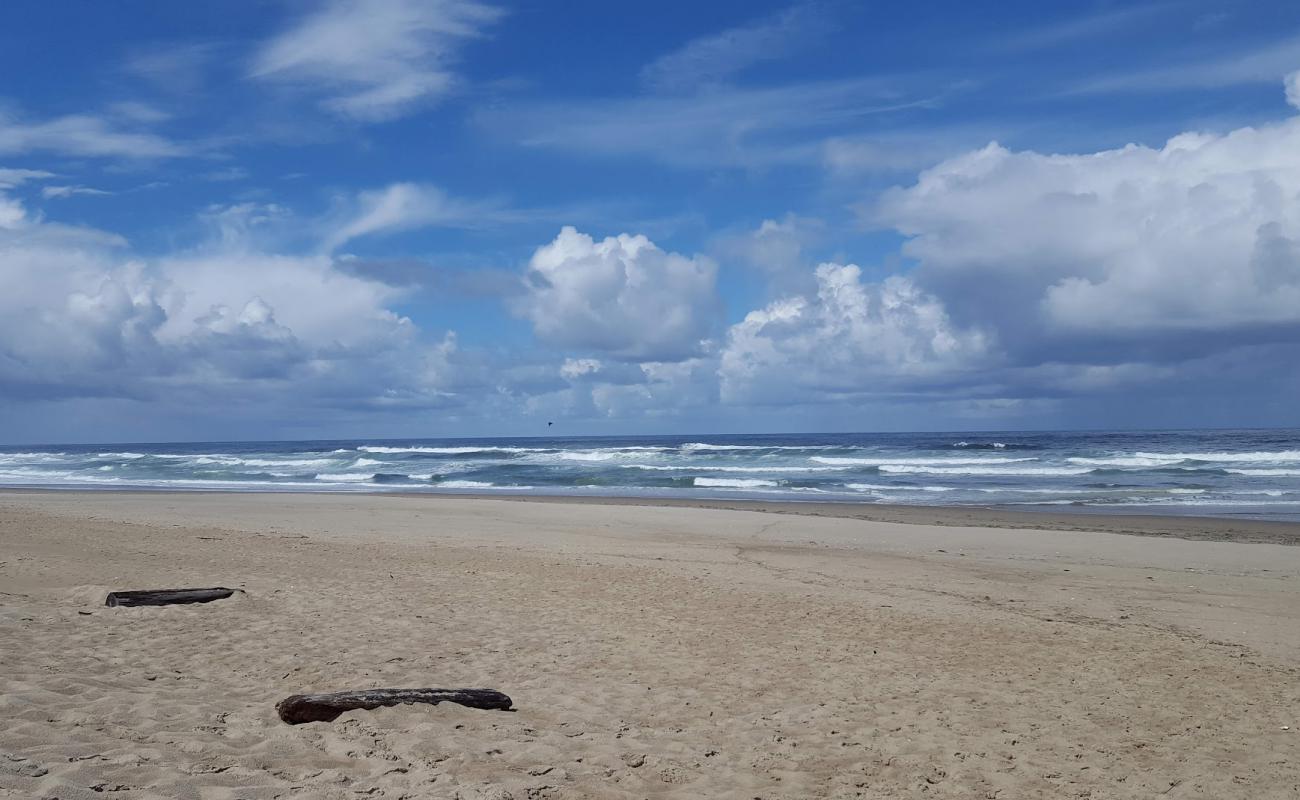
[2,429,1299,521]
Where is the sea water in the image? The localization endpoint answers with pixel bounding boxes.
[2,429,1299,521]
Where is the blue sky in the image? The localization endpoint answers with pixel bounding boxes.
[2,0,1300,443]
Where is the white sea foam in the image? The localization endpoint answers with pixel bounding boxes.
[359,445,533,455]
[622,464,839,473]
[694,477,779,488]
[1136,450,1300,463]
[812,456,1036,466]
[846,483,955,492]
[436,480,498,489]
[1067,455,1186,468]
[313,472,373,482]
[559,451,617,462]
[879,465,1093,476]
[352,458,383,468]
[1226,468,1300,477]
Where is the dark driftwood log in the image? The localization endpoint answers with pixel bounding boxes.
[105,587,238,607]
[276,688,514,724]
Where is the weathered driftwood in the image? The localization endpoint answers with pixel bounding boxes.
[276,688,514,724]
[105,587,238,608]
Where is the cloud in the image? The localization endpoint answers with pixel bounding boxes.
[250,0,503,122]
[719,264,989,404]
[640,3,830,93]
[123,42,220,95]
[41,185,112,199]
[1074,33,1300,94]
[478,78,936,168]
[0,109,187,159]
[0,183,471,414]
[323,182,501,251]
[0,168,56,189]
[874,79,1300,372]
[992,4,1170,52]
[518,227,718,362]
[1288,70,1300,110]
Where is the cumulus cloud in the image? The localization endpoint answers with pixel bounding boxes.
[720,264,989,404]
[0,184,467,414]
[519,227,718,362]
[877,107,1300,354]
[251,0,502,122]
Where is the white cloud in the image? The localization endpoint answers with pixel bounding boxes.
[640,3,829,93]
[0,185,464,411]
[0,168,55,189]
[478,78,933,168]
[0,110,186,159]
[324,182,491,251]
[1287,70,1300,110]
[720,264,989,404]
[123,42,219,95]
[1075,33,1300,94]
[41,185,111,199]
[519,227,718,362]
[559,358,602,380]
[876,97,1300,341]
[251,0,502,122]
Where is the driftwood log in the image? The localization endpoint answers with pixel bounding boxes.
[105,587,238,607]
[276,688,514,724]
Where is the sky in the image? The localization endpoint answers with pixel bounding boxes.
[2,0,1300,443]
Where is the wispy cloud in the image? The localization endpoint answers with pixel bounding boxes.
[1073,32,1300,93]
[41,185,112,199]
[993,3,1171,52]
[0,110,188,159]
[0,168,55,189]
[324,183,510,252]
[250,0,503,122]
[122,42,220,94]
[640,2,831,93]
[478,78,941,168]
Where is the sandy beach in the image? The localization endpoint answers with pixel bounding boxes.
[2,491,1298,799]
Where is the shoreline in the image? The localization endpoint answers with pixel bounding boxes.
[3,486,1299,544]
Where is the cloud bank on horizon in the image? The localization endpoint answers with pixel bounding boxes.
[1,0,1299,441]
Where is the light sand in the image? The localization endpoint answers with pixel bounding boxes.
[1,491,1298,799]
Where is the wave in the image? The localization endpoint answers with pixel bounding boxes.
[621,464,840,473]
[1226,468,1300,477]
[952,441,1007,449]
[1068,456,1185,468]
[1135,450,1300,463]
[358,445,536,455]
[846,483,955,492]
[559,451,618,462]
[811,456,1036,466]
[313,472,374,482]
[694,477,779,488]
[352,458,384,468]
[879,465,1093,476]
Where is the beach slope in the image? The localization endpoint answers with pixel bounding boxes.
[1,491,1298,799]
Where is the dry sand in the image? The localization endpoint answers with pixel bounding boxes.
[1,490,1298,799]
